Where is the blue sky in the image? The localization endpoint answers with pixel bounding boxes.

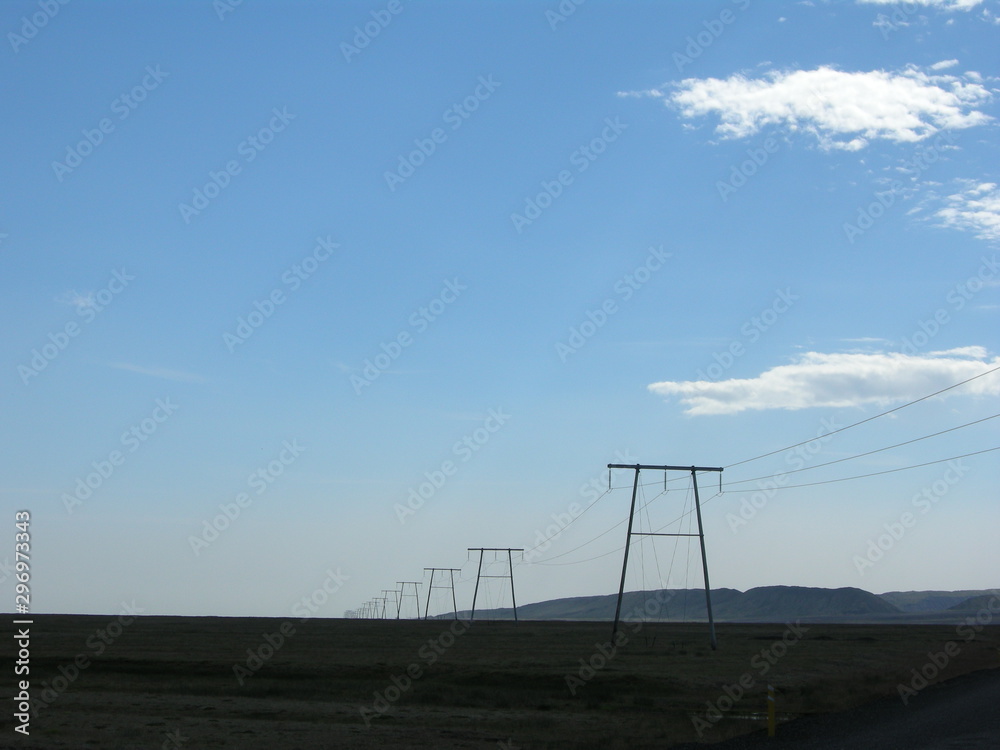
[2,0,998,618]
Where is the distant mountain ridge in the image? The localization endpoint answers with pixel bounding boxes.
[434,586,999,624]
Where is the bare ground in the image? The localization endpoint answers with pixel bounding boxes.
[2,615,998,748]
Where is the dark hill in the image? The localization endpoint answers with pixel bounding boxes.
[438,586,1000,623]
[717,586,899,621]
[878,590,992,612]
[947,593,1000,612]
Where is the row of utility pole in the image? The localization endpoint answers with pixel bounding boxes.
[348,550,523,621]
[346,460,722,650]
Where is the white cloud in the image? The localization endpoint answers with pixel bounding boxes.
[930,59,960,70]
[935,181,1000,242]
[107,362,206,383]
[857,0,983,9]
[648,348,1000,415]
[56,290,97,313]
[624,65,991,151]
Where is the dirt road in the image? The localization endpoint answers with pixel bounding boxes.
[688,667,1000,749]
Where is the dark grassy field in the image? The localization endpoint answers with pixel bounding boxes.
[3,614,998,748]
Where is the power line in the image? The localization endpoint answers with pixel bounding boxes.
[533,491,726,568]
[519,487,671,565]
[723,412,1000,489]
[520,488,612,556]
[654,447,997,529]
[522,370,1000,572]
[754,445,999,491]
[723,364,1000,470]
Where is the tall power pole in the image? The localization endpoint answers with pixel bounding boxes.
[423,568,461,620]
[396,581,422,619]
[608,463,723,649]
[468,548,523,622]
[381,589,399,619]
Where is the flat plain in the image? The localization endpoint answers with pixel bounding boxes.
[3,614,998,749]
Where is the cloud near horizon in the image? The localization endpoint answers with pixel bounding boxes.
[857,0,983,10]
[648,348,1000,415]
[621,65,991,151]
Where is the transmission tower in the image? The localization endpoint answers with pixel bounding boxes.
[608,463,723,649]
[468,548,523,621]
[396,581,422,619]
[423,568,461,620]
[381,589,400,619]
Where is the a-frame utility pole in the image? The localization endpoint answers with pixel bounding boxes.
[396,581,422,619]
[468,548,524,622]
[423,568,461,620]
[608,463,723,650]
[381,589,399,619]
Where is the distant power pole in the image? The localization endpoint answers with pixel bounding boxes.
[423,568,461,620]
[381,589,399,619]
[396,581,422,619]
[468,548,524,622]
[375,596,388,619]
[608,463,723,649]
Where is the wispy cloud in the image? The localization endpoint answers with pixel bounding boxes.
[56,290,98,313]
[857,0,983,10]
[935,181,1000,242]
[621,65,991,151]
[107,362,206,383]
[648,348,1000,415]
[930,59,960,70]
